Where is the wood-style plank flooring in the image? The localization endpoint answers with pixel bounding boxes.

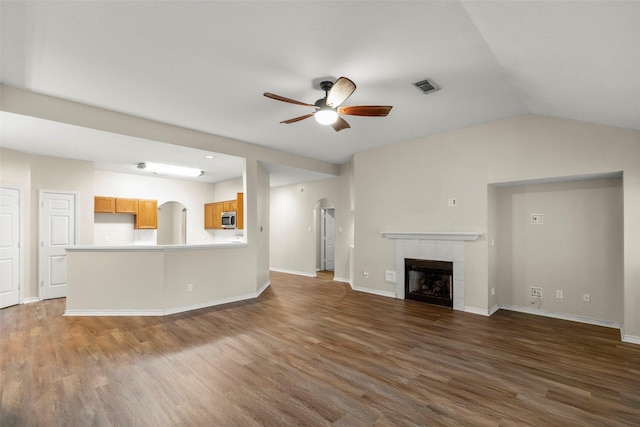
[2,271,640,426]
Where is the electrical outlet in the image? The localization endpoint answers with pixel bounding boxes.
[530,287,542,298]
[448,198,457,207]
[491,287,495,296]
[531,214,543,224]
[556,290,563,299]
[188,284,193,292]
[363,271,369,278]
[583,293,591,302]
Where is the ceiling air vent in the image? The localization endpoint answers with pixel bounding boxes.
[414,78,439,94]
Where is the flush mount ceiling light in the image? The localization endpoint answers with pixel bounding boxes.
[137,162,204,178]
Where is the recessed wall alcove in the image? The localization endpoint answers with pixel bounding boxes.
[488,172,624,326]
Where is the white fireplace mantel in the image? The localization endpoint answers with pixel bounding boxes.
[380,231,481,241]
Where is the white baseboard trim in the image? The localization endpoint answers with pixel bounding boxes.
[351,285,396,299]
[621,327,640,345]
[66,282,272,317]
[464,305,499,316]
[257,280,271,296]
[269,267,316,278]
[22,297,40,304]
[164,293,260,316]
[64,309,164,316]
[499,304,621,330]
[333,276,350,285]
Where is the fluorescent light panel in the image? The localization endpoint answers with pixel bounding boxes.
[137,162,203,178]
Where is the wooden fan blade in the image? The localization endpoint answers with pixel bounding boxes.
[332,116,350,132]
[326,77,356,108]
[337,105,393,117]
[280,113,315,124]
[264,92,316,108]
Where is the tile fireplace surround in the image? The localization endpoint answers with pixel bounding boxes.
[381,232,481,311]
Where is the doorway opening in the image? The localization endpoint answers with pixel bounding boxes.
[157,201,187,245]
[321,207,335,273]
[314,198,336,281]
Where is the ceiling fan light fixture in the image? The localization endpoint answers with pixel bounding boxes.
[314,108,338,125]
[137,162,204,178]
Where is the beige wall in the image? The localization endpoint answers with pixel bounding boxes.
[256,162,271,288]
[66,245,258,314]
[269,163,352,281]
[493,177,623,323]
[353,114,640,338]
[0,148,95,299]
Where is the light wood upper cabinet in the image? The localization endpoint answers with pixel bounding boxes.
[136,199,158,229]
[205,202,224,229]
[236,192,244,230]
[94,196,115,213]
[115,198,138,214]
[213,202,223,229]
[204,194,243,230]
[204,203,215,230]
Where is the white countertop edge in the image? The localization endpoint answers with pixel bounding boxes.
[65,242,248,252]
[380,231,481,241]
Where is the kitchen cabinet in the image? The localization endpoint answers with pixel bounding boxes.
[204,202,224,229]
[115,198,138,214]
[204,203,215,229]
[95,196,158,230]
[204,193,243,230]
[136,199,158,229]
[213,202,223,229]
[94,196,115,213]
[236,192,244,230]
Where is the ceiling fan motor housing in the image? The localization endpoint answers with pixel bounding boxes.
[319,81,334,92]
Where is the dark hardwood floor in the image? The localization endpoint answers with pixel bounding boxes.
[2,271,639,426]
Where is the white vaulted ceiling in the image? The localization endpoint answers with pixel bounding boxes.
[1,1,638,184]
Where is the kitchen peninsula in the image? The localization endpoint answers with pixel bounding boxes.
[65,241,269,316]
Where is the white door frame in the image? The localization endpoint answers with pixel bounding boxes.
[0,186,23,308]
[39,190,78,300]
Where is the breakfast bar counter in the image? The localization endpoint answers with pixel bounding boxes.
[65,242,268,316]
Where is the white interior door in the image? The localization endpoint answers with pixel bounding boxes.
[0,187,21,308]
[322,208,335,271]
[40,191,77,300]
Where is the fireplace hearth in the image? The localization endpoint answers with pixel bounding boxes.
[405,258,453,307]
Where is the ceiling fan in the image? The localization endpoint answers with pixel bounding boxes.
[264,77,392,132]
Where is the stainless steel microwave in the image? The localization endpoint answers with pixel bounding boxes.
[221,211,236,229]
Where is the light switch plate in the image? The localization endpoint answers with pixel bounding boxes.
[531,214,543,224]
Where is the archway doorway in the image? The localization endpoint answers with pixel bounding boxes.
[158,201,187,245]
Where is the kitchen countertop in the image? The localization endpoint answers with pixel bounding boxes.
[66,242,247,252]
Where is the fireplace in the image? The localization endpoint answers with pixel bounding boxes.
[405,258,453,307]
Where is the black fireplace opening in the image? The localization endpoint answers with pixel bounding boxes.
[405,258,453,307]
